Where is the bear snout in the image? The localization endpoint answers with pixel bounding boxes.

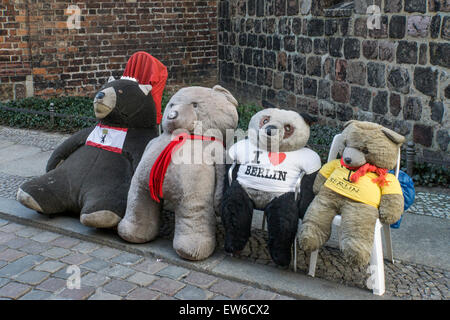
[344,157,352,165]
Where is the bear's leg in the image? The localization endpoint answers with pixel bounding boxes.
[117,182,162,243]
[265,192,298,267]
[340,201,379,267]
[221,180,254,255]
[79,184,128,229]
[298,188,339,252]
[17,171,71,214]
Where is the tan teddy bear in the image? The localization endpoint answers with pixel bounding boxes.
[118,85,238,261]
[298,120,405,267]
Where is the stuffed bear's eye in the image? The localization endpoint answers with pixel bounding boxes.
[193,102,198,108]
[262,117,269,124]
[284,124,292,132]
[361,147,369,154]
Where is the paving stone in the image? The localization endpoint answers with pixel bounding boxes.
[50,237,80,249]
[210,280,247,299]
[0,281,31,299]
[52,266,88,280]
[156,266,190,280]
[71,242,99,254]
[0,248,26,262]
[36,277,67,292]
[0,232,17,245]
[4,237,32,250]
[157,294,177,300]
[81,258,112,272]
[0,223,26,233]
[183,271,218,289]
[174,285,213,300]
[42,247,71,259]
[89,288,122,300]
[90,247,121,260]
[60,253,92,265]
[103,279,137,296]
[239,288,278,300]
[31,231,61,243]
[19,242,51,255]
[110,252,143,266]
[127,272,157,286]
[101,265,136,279]
[213,295,231,300]
[274,294,296,300]
[149,278,185,296]
[126,287,161,300]
[15,227,41,238]
[56,286,95,300]
[19,289,53,300]
[34,261,66,273]
[81,272,111,287]
[133,259,168,275]
[0,255,45,277]
[0,278,9,288]
[15,271,50,285]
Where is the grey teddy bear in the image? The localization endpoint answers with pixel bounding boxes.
[118,85,239,261]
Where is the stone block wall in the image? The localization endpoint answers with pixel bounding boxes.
[218,0,449,163]
[0,0,218,99]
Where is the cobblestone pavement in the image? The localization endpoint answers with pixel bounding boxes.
[0,126,449,300]
[0,219,294,300]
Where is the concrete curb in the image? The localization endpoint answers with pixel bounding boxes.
[0,196,391,300]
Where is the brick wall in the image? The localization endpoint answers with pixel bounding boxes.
[0,0,218,99]
[218,0,449,163]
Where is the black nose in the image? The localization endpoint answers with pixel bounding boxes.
[95,92,105,100]
[344,157,352,164]
[265,125,278,136]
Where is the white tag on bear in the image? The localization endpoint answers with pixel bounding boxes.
[86,124,128,154]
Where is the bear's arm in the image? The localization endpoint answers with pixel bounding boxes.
[379,194,404,225]
[122,128,159,172]
[46,127,93,172]
[298,170,318,219]
[312,173,327,195]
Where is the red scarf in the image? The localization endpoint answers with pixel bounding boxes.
[340,158,390,187]
[149,133,221,203]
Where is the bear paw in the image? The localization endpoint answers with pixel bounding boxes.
[174,234,215,261]
[17,188,43,213]
[80,210,121,229]
[342,244,371,267]
[298,225,323,252]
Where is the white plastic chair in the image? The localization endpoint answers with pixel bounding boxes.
[306,134,400,296]
[228,162,305,272]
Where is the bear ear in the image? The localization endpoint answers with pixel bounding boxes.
[382,128,405,145]
[108,76,115,83]
[138,84,152,96]
[213,85,238,107]
[300,113,317,126]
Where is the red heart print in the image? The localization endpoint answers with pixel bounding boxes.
[268,152,286,166]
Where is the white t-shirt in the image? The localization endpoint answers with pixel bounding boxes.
[86,124,128,154]
[229,139,321,193]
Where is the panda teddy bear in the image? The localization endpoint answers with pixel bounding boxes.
[221,108,321,267]
[16,63,165,229]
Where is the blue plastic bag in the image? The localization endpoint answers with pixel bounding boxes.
[388,170,415,229]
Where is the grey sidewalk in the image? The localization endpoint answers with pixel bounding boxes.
[0,126,449,300]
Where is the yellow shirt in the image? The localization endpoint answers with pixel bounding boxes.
[320,160,402,208]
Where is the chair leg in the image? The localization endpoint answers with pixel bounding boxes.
[383,225,394,264]
[308,250,319,277]
[366,220,385,296]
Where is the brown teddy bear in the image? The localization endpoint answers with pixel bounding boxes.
[118,85,239,261]
[298,120,405,267]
